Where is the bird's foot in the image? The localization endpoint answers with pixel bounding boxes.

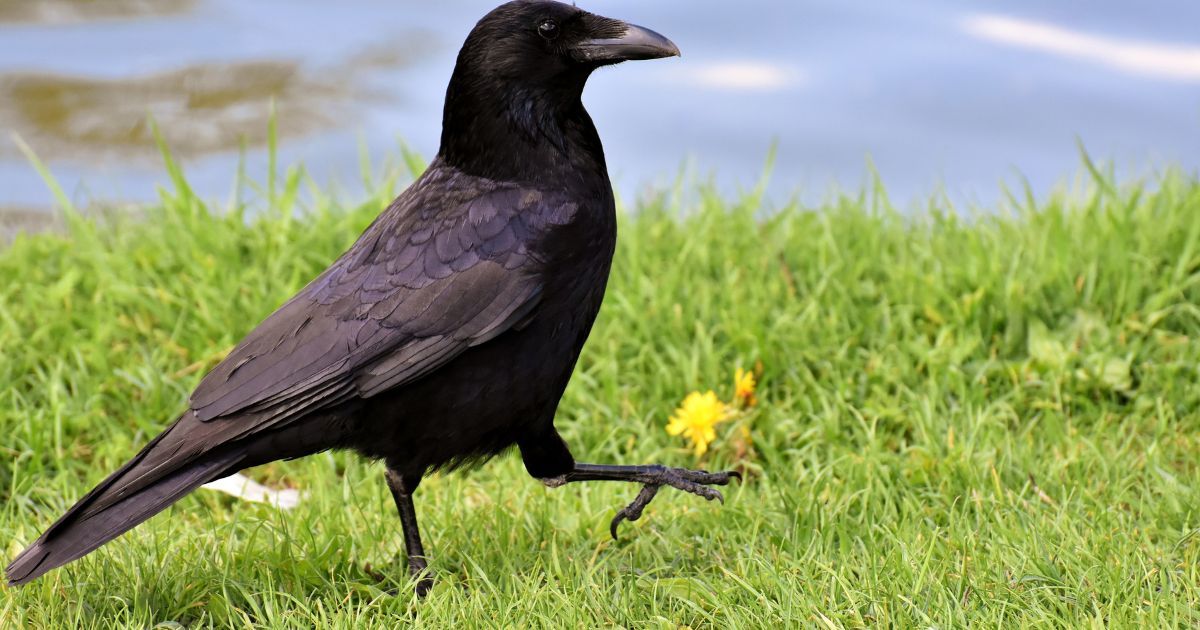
[609,466,741,539]
[409,556,434,598]
[365,560,434,598]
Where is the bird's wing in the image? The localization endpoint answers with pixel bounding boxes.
[188,169,576,428]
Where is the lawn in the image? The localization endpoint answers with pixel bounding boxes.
[2,152,1200,628]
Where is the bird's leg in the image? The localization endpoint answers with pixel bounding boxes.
[540,463,741,539]
[384,468,434,597]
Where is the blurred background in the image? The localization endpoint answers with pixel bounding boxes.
[0,0,1198,227]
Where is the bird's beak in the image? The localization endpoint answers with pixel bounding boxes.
[572,22,681,64]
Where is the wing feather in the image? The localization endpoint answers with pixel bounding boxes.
[188,164,573,430]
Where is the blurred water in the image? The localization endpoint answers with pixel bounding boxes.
[0,0,1197,218]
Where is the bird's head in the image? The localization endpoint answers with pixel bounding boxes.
[440,1,679,180]
[458,0,679,80]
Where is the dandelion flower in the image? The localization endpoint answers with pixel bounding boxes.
[734,368,757,407]
[667,390,729,457]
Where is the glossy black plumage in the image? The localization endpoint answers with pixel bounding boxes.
[8,1,735,593]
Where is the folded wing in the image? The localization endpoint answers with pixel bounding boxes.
[189,167,575,433]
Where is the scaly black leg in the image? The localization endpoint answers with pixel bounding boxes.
[541,463,741,538]
[384,468,434,597]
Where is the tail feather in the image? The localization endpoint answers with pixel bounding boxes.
[6,420,248,586]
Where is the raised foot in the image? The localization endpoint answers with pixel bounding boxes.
[610,466,742,539]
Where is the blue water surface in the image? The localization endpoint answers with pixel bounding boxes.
[0,0,1197,211]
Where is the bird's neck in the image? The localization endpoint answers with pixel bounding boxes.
[438,74,609,187]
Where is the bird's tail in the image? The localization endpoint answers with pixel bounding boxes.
[5,418,249,586]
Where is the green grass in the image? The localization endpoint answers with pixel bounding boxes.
[2,153,1200,628]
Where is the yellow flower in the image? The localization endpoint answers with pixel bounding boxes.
[734,368,757,407]
[667,390,729,457]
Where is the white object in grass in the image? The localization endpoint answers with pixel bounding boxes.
[201,473,304,509]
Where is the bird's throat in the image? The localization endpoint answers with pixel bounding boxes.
[438,74,606,185]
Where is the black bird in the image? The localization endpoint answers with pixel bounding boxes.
[7,0,738,595]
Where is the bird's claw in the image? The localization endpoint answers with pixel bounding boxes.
[610,483,659,539]
[414,574,434,598]
[609,467,741,540]
[407,556,434,598]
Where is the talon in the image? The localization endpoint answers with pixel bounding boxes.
[609,512,626,540]
[728,470,743,483]
[610,483,659,539]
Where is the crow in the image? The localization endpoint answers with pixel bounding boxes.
[7,0,738,596]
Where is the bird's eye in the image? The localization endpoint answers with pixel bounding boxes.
[537,19,559,40]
